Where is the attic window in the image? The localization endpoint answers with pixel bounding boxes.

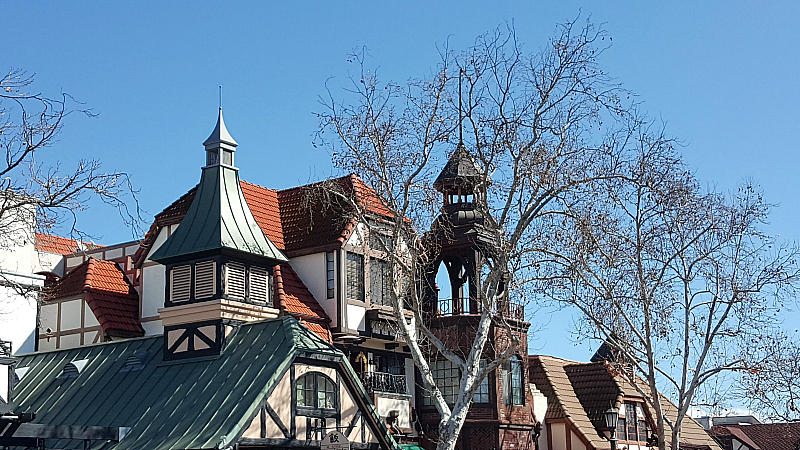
[119,351,151,373]
[14,366,29,383]
[58,359,89,379]
[194,261,217,300]
[249,266,270,304]
[170,265,191,303]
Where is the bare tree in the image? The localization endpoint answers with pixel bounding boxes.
[0,68,140,293]
[737,333,800,422]
[316,19,634,450]
[539,119,800,449]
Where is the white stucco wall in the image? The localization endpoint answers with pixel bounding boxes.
[288,252,337,329]
[550,423,567,450]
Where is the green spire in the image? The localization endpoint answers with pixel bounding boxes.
[149,111,287,265]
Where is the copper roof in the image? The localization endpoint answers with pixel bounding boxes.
[148,165,287,265]
[136,174,392,266]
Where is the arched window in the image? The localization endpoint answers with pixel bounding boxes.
[296,372,337,416]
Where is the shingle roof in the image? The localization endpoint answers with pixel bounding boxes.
[13,317,397,450]
[433,142,483,191]
[528,355,721,450]
[529,355,608,449]
[709,423,800,450]
[34,232,101,255]
[44,258,144,336]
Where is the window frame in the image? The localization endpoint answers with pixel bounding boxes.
[326,252,335,299]
[295,371,338,418]
[504,355,524,406]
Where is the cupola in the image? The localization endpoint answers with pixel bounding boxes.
[203,108,238,168]
[150,109,288,361]
[434,142,484,208]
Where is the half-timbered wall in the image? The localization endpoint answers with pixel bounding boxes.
[38,295,102,351]
[241,362,379,446]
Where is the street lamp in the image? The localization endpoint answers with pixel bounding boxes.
[604,406,619,450]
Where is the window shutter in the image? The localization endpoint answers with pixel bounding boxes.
[194,261,216,300]
[226,262,246,299]
[170,265,191,303]
[249,266,269,304]
[346,252,364,302]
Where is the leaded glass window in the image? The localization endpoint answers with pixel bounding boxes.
[423,360,460,406]
[472,360,490,403]
[370,258,392,307]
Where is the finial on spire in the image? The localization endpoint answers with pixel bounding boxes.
[458,68,466,144]
[219,85,222,110]
[204,108,238,148]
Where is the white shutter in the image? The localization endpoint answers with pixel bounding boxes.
[249,266,269,304]
[170,265,191,303]
[226,262,246,299]
[194,261,216,300]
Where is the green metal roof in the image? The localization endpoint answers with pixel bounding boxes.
[12,317,396,449]
[149,164,288,265]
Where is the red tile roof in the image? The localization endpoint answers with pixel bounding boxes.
[275,263,330,320]
[34,232,102,255]
[709,423,800,450]
[240,180,284,249]
[300,320,333,343]
[44,258,144,337]
[273,263,331,342]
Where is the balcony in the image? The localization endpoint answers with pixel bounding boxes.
[436,298,525,320]
[361,371,409,396]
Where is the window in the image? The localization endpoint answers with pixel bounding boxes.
[504,356,524,405]
[249,265,270,304]
[326,252,335,299]
[370,258,392,307]
[473,360,490,403]
[619,402,651,443]
[296,372,337,416]
[170,265,191,302]
[346,252,364,302]
[424,360,460,406]
[194,261,216,300]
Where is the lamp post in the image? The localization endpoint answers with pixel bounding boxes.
[604,406,619,450]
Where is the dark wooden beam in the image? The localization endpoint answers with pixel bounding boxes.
[0,423,127,440]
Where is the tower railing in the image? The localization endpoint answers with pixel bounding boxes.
[435,298,525,320]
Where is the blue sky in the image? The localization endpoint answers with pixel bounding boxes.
[5,1,800,362]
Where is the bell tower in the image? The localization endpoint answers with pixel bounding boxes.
[416,142,534,449]
[150,109,288,361]
[422,141,497,316]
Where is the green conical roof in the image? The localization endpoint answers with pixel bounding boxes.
[149,164,288,265]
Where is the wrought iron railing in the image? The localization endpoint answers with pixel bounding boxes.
[435,298,524,320]
[361,371,408,395]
